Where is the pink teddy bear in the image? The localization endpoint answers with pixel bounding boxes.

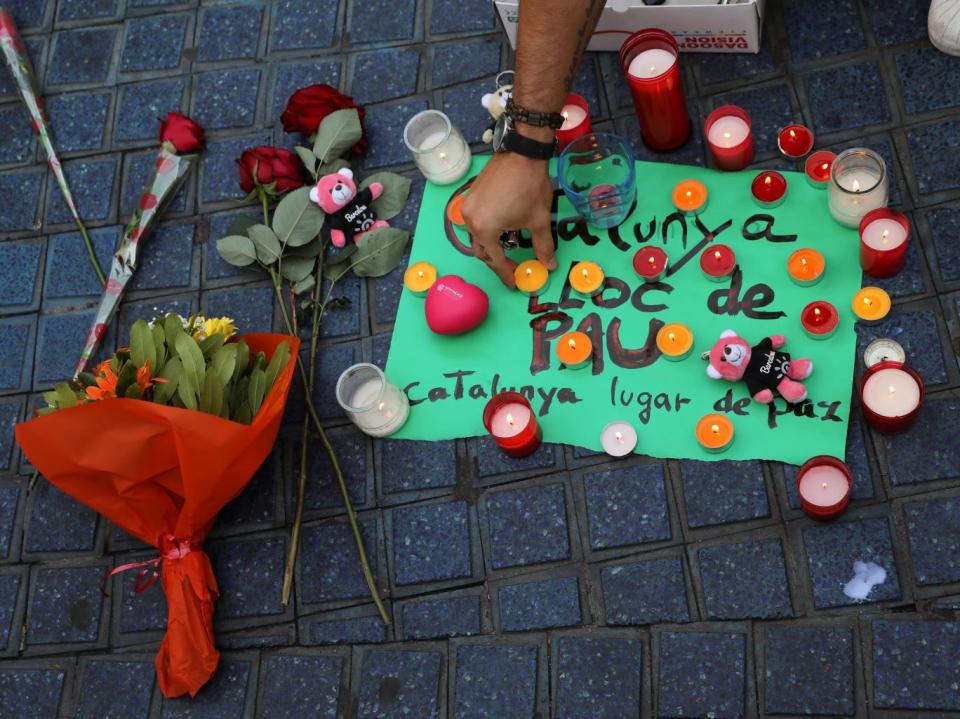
[309,168,389,248]
[705,329,813,404]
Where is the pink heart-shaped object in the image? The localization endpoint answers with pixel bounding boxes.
[425,275,489,335]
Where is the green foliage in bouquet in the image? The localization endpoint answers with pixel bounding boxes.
[39,314,291,425]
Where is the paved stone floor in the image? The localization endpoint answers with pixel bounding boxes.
[0,0,959,716]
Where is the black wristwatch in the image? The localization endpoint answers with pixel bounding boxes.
[491,114,557,160]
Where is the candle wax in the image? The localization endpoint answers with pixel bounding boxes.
[600,421,638,457]
[861,218,907,251]
[798,465,850,507]
[559,104,588,130]
[352,378,400,422]
[706,115,750,148]
[862,368,921,417]
[627,48,676,79]
[837,168,880,193]
[490,402,532,438]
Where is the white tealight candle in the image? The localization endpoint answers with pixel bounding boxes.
[798,465,850,508]
[336,363,410,437]
[490,402,531,438]
[403,110,472,186]
[627,48,677,79]
[559,104,588,131]
[862,368,921,417]
[861,218,907,251]
[600,421,638,457]
[706,115,750,148]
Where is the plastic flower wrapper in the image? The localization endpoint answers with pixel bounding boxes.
[75,112,205,377]
[16,316,298,699]
[0,7,105,285]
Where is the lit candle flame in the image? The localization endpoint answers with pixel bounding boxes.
[568,338,577,351]
[685,190,692,198]
[881,229,889,245]
[714,250,721,261]
[764,175,772,186]
[649,65,656,74]
[439,151,447,161]
[711,424,720,434]
[668,332,676,342]
[821,162,829,172]
[582,268,589,278]
[852,179,861,193]
[822,482,828,489]
[789,129,796,140]
[562,111,569,120]
[723,131,731,140]
[417,270,424,279]
[506,412,514,425]
[801,257,807,267]
[648,256,655,266]
[377,401,385,412]
[615,431,623,442]
[864,297,872,306]
[525,267,533,277]
[814,307,821,318]
[889,385,895,394]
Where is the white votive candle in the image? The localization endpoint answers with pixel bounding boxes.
[861,368,921,417]
[600,421,638,457]
[335,363,410,437]
[706,115,750,148]
[490,402,531,438]
[627,48,677,79]
[560,104,588,130]
[828,148,888,227]
[403,110,472,186]
[861,217,908,251]
[798,465,850,508]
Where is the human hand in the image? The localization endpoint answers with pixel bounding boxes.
[461,152,557,289]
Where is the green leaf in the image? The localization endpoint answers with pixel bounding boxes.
[129,319,157,370]
[177,371,198,410]
[294,146,318,177]
[232,402,253,424]
[198,333,225,357]
[233,341,250,382]
[151,324,168,369]
[115,362,138,398]
[264,341,291,393]
[216,235,259,267]
[76,372,98,389]
[272,187,325,248]
[352,227,410,277]
[326,243,357,265]
[285,237,324,259]
[248,224,282,264]
[294,274,316,295]
[279,256,315,283]
[163,314,185,352]
[322,243,357,281]
[322,259,351,281]
[54,383,78,409]
[231,376,250,416]
[211,344,238,387]
[174,332,206,391]
[153,357,181,405]
[226,215,258,238]
[124,383,142,399]
[362,172,412,220]
[317,157,351,175]
[248,368,266,416]
[199,373,223,417]
[312,108,362,165]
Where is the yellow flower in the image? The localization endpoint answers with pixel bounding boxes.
[193,316,236,341]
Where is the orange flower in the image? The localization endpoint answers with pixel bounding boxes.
[93,358,113,376]
[86,367,118,401]
[136,362,166,393]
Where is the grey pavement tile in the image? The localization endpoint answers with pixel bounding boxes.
[3,0,49,30]
[113,552,167,637]
[356,649,443,719]
[214,445,283,534]
[805,61,890,136]
[114,78,187,143]
[0,239,43,310]
[0,569,25,654]
[865,0,928,45]
[0,485,22,561]
[0,663,68,719]
[784,0,865,62]
[318,271,363,339]
[0,36,46,100]
[0,398,22,473]
[895,47,960,116]
[57,0,119,22]
[296,426,371,514]
[430,0,495,34]
[696,34,779,88]
[270,60,343,125]
[482,481,571,570]
[45,90,111,153]
[207,534,287,623]
[452,643,538,719]
[882,395,960,486]
[43,226,119,300]
[475,438,560,479]
[680,459,769,528]
[399,593,481,640]
[869,223,928,299]
[74,657,154,719]
[0,169,44,231]
[195,3,264,63]
[0,104,35,165]
[361,98,429,170]
[348,0,416,44]
[711,83,795,159]
[432,37,502,89]
[581,463,671,551]
[872,619,960,711]
[855,309,947,387]
[802,516,902,609]
[44,155,118,225]
[202,284,274,334]
[391,500,473,586]
[27,563,106,647]
[498,575,582,632]
[121,149,189,218]
[23,479,98,555]
[192,67,262,130]
[119,13,190,74]
[927,204,960,284]
[903,495,960,586]
[907,119,960,196]
[202,207,264,283]
[601,555,689,626]
[297,515,381,606]
[302,609,389,646]
[699,539,793,620]
[200,131,273,204]
[258,653,343,719]
[350,48,421,105]
[160,656,255,718]
[269,0,339,51]
[127,222,196,292]
[763,625,855,716]
[554,635,643,719]
[46,26,117,85]
[658,631,745,719]
[377,438,457,495]
[0,317,34,393]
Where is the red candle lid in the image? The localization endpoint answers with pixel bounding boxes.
[804,150,836,183]
[699,244,736,276]
[752,171,787,203]
[778,124,814,158]
[633,246,668,278]
[801,300,839,335]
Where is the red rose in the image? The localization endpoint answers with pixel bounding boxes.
[280,84,367,155]
[237,146,305,196]
[158,112,205,154]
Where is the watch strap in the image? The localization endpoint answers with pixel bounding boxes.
[502,128,557,160]
[505,98,565,130]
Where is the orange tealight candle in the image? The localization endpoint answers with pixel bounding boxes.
[403,261,437,296]
[671,179,708,216]
[696,413,734,453]
[514,259,550,297]
[446,193,466,225]
[787,248,826,287]
[568,261,604,297]
[852,286,891,325]
[656,322,694,361]
[556,331,593,369]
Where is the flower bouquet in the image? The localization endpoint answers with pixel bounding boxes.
[15,314,297,698]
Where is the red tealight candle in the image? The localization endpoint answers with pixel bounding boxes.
[751,170,787,209]
[801,300,839,340]
[704,105,754,172]
[777,124,814,159]
[555,92,592,153]
[482,391,542,458]
[633,246,668,283]
[699,244,736,282]
[859,208,910,279]
[859,360,924,434]
[796,455,852,521]
[804,150,835,189]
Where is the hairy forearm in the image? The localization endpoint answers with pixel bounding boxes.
[512,0,604,139]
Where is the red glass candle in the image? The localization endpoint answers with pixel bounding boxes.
[704,105,754,171]
[777,124,814,159]
[859,208,910,279]
[482,391,542,458]
[860,361,924,434]
[796,455,852,521]
[633,246,668,283]
[801,300,838,340]
[751,170,787,209]
[555,93,592,153]
[619,28,691,152]
[700,244,736,282]
[804,150,835,189]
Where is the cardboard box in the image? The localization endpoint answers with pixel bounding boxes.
[493,0,766,54]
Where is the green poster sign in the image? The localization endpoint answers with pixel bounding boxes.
[386,156,860,465]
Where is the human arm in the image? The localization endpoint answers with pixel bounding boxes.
[461,0,604,288]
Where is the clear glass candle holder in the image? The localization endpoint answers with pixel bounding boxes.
[335,363,410,437]
[558,132,636,229]
[828,148,888,228]
[403,110,471,186]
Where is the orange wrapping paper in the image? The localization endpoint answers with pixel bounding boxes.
[15,333,299,698]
